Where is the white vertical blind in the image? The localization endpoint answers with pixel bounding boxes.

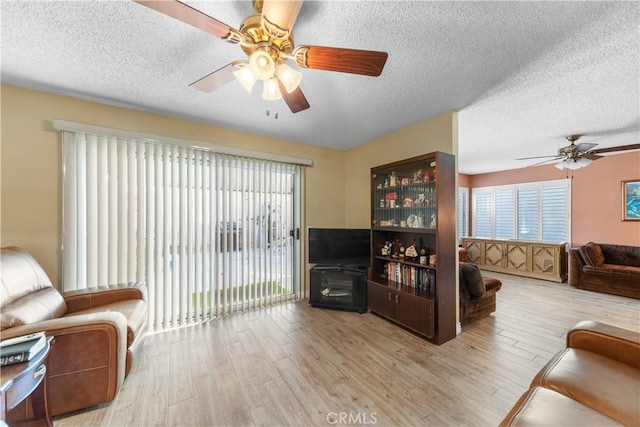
[62,131,302,331]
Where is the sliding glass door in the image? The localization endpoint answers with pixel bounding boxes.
[62,131,302,331]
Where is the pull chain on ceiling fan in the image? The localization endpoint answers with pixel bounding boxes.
[134,0,389,113]
[516,134,640,170]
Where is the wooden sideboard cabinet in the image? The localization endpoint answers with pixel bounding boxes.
[462,238,568,282]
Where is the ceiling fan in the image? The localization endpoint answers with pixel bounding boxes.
[516,135,640,170]
[134,0,389,113]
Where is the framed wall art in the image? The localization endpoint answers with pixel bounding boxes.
[622,180,640,221]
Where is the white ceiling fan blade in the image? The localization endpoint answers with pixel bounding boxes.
[261,0,303,39]
[574,142,597,153]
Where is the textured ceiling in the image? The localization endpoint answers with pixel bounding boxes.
[2,1,639,174]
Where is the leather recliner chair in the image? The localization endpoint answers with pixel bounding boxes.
[0,246,148,417]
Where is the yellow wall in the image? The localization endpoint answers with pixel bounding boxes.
[1,84,458,302]
[344,111,458,227]
[0,84,346,285]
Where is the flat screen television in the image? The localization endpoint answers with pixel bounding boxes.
[308,228,371,267]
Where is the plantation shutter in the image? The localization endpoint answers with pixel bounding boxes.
[494,188,514,239]
[473,190,492,238]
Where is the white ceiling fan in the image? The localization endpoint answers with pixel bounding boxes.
[516,134,640,170]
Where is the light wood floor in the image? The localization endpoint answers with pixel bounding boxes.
[54,273,640,427]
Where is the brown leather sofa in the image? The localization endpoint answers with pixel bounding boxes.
[569,242,640,299]
[458,262,502,325]
[0,246,148,417]
[500,320,640,426]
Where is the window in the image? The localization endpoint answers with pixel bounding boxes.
[60,127,306,331]
[472,179,570,243]
[495,188,514,239]
[458,187,469,241]
[473,190,492,238]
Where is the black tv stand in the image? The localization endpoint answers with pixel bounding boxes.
[309,266,367,313]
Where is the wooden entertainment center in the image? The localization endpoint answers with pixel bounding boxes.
[367,152,456,345]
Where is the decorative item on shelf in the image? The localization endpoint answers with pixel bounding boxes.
[403,198,414,207]
[430,161,437,182]
[413,169,423,183]
[381,241,392,256]
[406,214,418,228]
[419,246,428,265]
[399,244,405,259]
[389,171,398,187]
[377,183,383,190]
[401,177,410,186]
[384,179,389,188]
[430,213,437,228]
[415,193,426,207]
[405,240,418,262]
[429,254,437,267]
[385,192,397,207]
[379,199,385,208]
[392,239,401,258]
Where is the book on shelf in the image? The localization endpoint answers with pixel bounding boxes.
[385,262,435,293]
[0,331,47,366]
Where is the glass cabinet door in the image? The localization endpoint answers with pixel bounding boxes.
[372,157,437,230]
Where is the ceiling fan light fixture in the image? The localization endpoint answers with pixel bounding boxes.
[262,77,282,100]
[575,157,592,168]
[276,63,302,93]
[233,63,258,93]
[555,157,593,170]
[249,49,276,81]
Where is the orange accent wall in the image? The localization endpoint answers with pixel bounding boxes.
[458,173,470,188]
[461,151,640,246]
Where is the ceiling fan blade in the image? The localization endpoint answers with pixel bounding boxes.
[515,155,563,160]
[294,46,388,76]
[189,62,240,92]
[574,142,597,153]
[528,157,564,167]
[278,80,310,113]
[589,143,640,155]
[261,0,303,38]
[582,153,604,161]
[134,0,234,39]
